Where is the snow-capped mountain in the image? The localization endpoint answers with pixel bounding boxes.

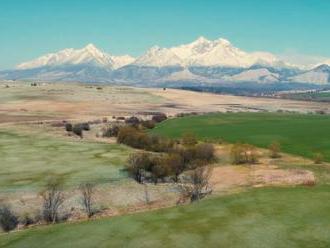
[133,37,282,68]
[110,55,135,69]
[16,44,135,70]
[170,37,281,67]
[133,46,183,67]
[1,37,329,85]
[17,44,115,69]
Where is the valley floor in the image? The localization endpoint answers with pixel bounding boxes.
[1,82,330,247]
[1,186,330,248]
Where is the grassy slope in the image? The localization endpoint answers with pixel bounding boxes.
[1,186,329,248]
[0,130,131,191]
[152,112,330,161]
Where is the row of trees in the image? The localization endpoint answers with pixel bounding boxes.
[0,180,96,232]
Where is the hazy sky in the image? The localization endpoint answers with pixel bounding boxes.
[0,0,329,69]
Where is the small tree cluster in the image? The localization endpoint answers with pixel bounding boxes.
[176,143,215,168]
[231,143,258,164]
[126,142,215,184]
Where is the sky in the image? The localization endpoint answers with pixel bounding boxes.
[0,0,329,69]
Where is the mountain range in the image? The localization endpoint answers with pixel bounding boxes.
[1,37,330,86]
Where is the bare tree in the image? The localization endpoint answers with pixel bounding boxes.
[79,183,95,218]
[178,166,213,203]
[41,179,65,224]
[143,183,151,205]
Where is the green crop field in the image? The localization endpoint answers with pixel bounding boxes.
[1,186,329,248]
[0,129,132,192]
[151,112,330,161]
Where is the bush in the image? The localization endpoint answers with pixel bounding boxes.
[141,120,156,129]
[125,116,140,127]
[79,183,95,218]
[80,123,90,131]
[117,126,173,152]
[152,113,167,123]
[41,179,65,224]
[269,141,281,158]
[19,212,39,227]
[182,133,198,146]
[102,125,120,137]
[151,157,171,183]
[126,152,152,183]
[72,124,83,138]
[117,126,148,149]
[0,205,18,232]
[178,166,213,203]
[195,143,215,162]
[231,143,258,164]
[166,153,184,182]
[313,153,324,164]
[65,123,73,132]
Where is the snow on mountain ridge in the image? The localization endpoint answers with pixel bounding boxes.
[16,44,134,70]
[134,36,283,68]
[133,46,183,67]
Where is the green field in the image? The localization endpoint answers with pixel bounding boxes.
[0,129,131,192]
[152,112,330,161]
[1,186,329,248]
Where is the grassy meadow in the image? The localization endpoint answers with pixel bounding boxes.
[1,186,329,248]
[152,112,330,161]
[0,129,132,192]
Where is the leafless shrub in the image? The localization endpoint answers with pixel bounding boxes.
[231,143,258,164]
[178,166,213,203]
[79,183,95,218]
[143,183,151,205]
[41,179,65,224]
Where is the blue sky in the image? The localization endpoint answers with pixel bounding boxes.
[0,0,329,69]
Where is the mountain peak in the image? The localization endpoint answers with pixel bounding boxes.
[84,43,99,51]
[215,38,231,46]
[194,36,210,44]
